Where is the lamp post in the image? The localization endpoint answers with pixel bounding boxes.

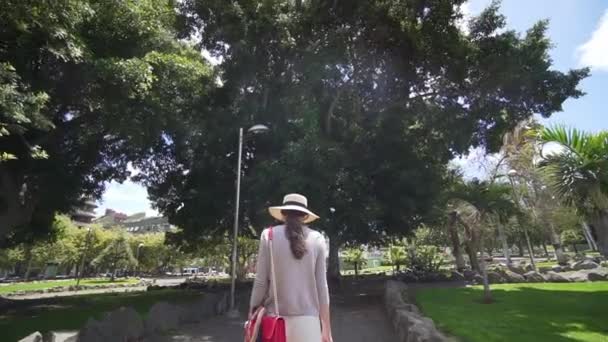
[227,124,269,318]
[507,169,537,271]
[136,243,144,277]
[76,227,93,288]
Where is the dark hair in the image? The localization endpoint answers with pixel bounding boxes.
[281,210,308,259]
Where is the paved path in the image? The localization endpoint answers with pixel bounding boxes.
[164,280,397,342]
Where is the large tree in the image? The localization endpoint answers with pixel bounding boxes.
[143,0,588,279]
[0,0,214,245]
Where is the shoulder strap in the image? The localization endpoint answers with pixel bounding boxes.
[268,227,280,316]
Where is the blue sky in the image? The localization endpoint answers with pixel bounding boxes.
[96,0,608,217]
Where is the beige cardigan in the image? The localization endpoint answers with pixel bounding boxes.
[249,225,330,316]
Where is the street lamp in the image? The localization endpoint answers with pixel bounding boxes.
[136,243,144,277]
[228,124,270,318]
[76,227,93,288]
[507,169,537,271]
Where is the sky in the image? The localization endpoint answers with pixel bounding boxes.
[95,0,608,217]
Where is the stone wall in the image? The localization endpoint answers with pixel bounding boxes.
[384,280,451,342]
[18,291,229,342]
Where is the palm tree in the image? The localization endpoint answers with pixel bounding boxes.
[388,244,407,272]
[450,180,518,303]
[537,126,608,257]
[343,246,367,277]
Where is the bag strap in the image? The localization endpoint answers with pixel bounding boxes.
[268,227,280,316]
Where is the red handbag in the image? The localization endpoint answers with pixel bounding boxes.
[245,227,287,342]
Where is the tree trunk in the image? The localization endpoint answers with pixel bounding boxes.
[592,212,608,257]
[549,224,568,265]
[572,244,578,253]
[464,243,480,272]
[447,211,466,271]
[516,240,524,257]
[328,237,341,288]
[541,241,549,257]
[354,262,358,277]
[24,247,33,281]
[497,223,511,266]
[582,222,598,251]
[479,237,492,304]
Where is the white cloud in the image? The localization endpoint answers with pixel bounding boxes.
[577,10,608,71]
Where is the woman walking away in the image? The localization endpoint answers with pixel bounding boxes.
[249,194,333,342]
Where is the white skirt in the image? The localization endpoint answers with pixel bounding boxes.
[285,316,322,342]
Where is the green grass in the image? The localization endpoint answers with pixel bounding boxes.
[416,282,608,342]
[0,278,139,295]
[0,289,203,341]
[535,261,558,269]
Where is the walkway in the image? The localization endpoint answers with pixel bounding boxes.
[163,279,397,342]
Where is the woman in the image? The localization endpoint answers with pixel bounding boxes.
[250,194,333,342]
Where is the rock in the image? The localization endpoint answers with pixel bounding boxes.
[472,274,484,285]
[544,271,570,283]
[571,260,599,271]
[18,331,43,342]
[523,271,545,283]
[503,270,526,283]
[46,331,78,342]
[567,271,590,282]
[538,266,552,274]
[551,265,564,272]
[449,271,465,282]
[463,269,477,281]
[145,302,180,335]
[588,270,608,281]
[507,263,526,275]
[78,307,144,342]
[487,271,505,284]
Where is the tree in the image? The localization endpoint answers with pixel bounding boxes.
[92,231,137,281]
[536,126,608,256]
[388,245,407,272]
[0,0,214,244]
[343,246,367,277]
[561,229,586,254]
[149,0,588,282]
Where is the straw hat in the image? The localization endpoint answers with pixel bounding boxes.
[268,194,320,224]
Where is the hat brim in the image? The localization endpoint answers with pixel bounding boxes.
[268,205,320,224]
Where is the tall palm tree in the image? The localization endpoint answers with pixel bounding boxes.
[537,126,608,256]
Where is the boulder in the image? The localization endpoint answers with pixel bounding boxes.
[523,271,545,283]
[538,266,552,274]
[449,271,465,282]
[18,332,43,342]
[144,302,180,335]
[463,269,477,281]
[544,271,570,283]
[487,271,505,284]
[507,263,526,275]
[46,331,78,342]
[571,260,599,271]
[567,271,590,282]
[551,265,565,273]
[78,307,144,342]
[472,274,484,285]
[503,270,526,283]
[588,270,608,282]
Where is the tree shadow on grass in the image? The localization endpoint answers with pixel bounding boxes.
[416,284,608,342]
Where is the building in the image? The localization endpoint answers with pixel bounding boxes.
[93,210,174,234]
[71,197,97,225]
[123,216,173,234]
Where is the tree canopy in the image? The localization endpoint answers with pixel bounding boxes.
[0,0,214,245]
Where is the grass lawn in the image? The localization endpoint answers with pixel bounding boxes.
[535,261,558,269]
[0,289,203,341]
[0,278,139,295]
[416,282,608,342]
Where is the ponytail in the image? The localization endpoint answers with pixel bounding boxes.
[282,210,307,259]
